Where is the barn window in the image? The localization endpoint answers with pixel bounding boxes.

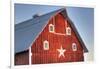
[49,24,55,33]
[72,43,77,51]
[66,27,71,35]
[43,40,49,50]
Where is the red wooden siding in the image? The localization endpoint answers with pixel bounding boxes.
[55,13,66,34]
[31,13,84,64]
[15,50,29,65]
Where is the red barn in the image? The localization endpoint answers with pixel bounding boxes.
[15,8,88,65]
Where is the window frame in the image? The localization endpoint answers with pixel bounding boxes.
[72,43,77,51]
[43,40,49,50]
[49,24,55,33]
[66,27,71,35]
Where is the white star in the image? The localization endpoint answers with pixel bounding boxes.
[57,46,66,58]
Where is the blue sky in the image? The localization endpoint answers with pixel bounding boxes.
[15,4,94,61]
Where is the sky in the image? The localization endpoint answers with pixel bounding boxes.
[15,4,94,61]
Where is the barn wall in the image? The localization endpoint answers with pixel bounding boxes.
[31,13,84,64]
[15,50,29,65]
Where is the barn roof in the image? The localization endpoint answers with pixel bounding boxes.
[15,8,88,53]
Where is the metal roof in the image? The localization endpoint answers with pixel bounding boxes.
[15,8,88,53]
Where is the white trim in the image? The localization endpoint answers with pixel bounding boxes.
[49,24,55,33]
[66,27,71,35]
[43,40,49,50]
[72,43,77,51]
[29,47,32,65]
[52,32,66,36]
